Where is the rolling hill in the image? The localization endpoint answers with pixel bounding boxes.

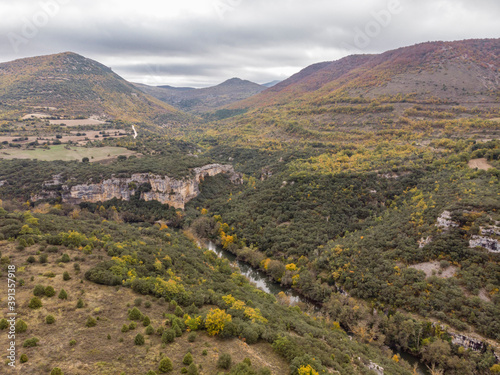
[0,52,190,127]
[135,77,266,114]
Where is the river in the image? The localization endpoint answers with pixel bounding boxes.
[202,240,430,375]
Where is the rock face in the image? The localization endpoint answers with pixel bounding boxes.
[33,164,242,209]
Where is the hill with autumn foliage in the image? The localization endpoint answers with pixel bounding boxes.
[0,52,190,128]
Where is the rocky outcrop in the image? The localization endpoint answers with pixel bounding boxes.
[32,164,242,209]
[469,235,499,253]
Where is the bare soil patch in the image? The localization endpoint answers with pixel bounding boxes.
[409,261,457,278]
[468,158,493,171]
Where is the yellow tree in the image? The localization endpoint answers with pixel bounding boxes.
[205,309,232,336]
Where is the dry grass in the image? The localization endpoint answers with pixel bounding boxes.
[0,242,288,374]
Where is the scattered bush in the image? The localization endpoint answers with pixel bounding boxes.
[15,319,27,333]
[158,357,173,373]
[39,254,48,263]
[145,301,152,308]
[46,315,56,324]
[183,352,193,365]
[143,316,151,326]
[135,333,145,345]
[134,298,143,306]
[0,319,8,330]
[128,307,142,320]
[146,325,154,335]
[58,289,68,299]
[69,339,76,346]
[122,324,129,333]
[27,256,36,263]
[85,316,97,327]
[76,298,84,308]
[129,322,137,330]
[45,286,56,297]
[63,271,71,281]
[202,349,208,356]
[50,368,63,375]
[162,329,175,343]
[23,337,39,347]
[61,254,70,263]
[20,353,28,363]
[174,306,184,317]
[188,332,197,342]
[33,284,45,296]
[28,297,42,309]
[217,353,232,369]
[187,363,198,375]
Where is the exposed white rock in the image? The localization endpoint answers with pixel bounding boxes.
[32,164,242,209]
[469,235,499,252]
[436,210,458,229]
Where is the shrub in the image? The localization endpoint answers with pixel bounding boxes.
[173,323,182,337]
[121,324,129,333]
[183,353,193,365]
[50,368,63,375]
[33,284,45,296]
[187,363,198,375]
[39,254,48,263]
[128,307,142,320]
[76,299,84,308]
[69,339,76,346]
[23,337,39,347]
[145,301,152,308]
[174,306,184,317]
[20,353,28,363]
[143,316,151,327]
[129,322,137,330]
[134,298,143,306]
[0,319,8,330]
[146,325,154,335]
[158,357,173,373]
[46,315,56,324]
[146,371,158,375]
[63,271,71,281]
[217,353,232,369]
[58,289,68,299]
[15,319,27,333]
[29,297,42,309]
[47,246,58,253]
[45,286,56,297]
[73,263,80,272]
[61,254,70,263]
[135,333,145,345]
[202,350,208,356]
[85,316,97,327]
[162,329,175,343]
[188,332,197,342]
[27,256,36,263]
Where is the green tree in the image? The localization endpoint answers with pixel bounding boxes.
[63,271,71,281]
[162,329,175,343]
[76,298,84,308]
[145,325,154,335]
[143,315,151,327]
[187,363,198,375]
[128,307,142,320]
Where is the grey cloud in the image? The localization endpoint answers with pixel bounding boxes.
[0,0,498,87]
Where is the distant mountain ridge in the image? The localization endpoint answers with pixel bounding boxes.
[134,77,266,114]
[231,38,500,109]
[0,52,188,127]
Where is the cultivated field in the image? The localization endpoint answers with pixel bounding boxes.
[0,145,138,162]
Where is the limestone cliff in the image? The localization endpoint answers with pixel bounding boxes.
[33,164,242,209]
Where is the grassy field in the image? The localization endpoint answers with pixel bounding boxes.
[0,145,138,162]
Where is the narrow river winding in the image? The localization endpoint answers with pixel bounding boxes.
[202,240,430,375]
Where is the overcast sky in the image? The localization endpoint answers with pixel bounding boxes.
[1,0,499,87]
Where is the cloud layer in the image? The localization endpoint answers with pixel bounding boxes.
[1,0,499,87]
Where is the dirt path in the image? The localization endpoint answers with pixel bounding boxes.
[468,158,493,170]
